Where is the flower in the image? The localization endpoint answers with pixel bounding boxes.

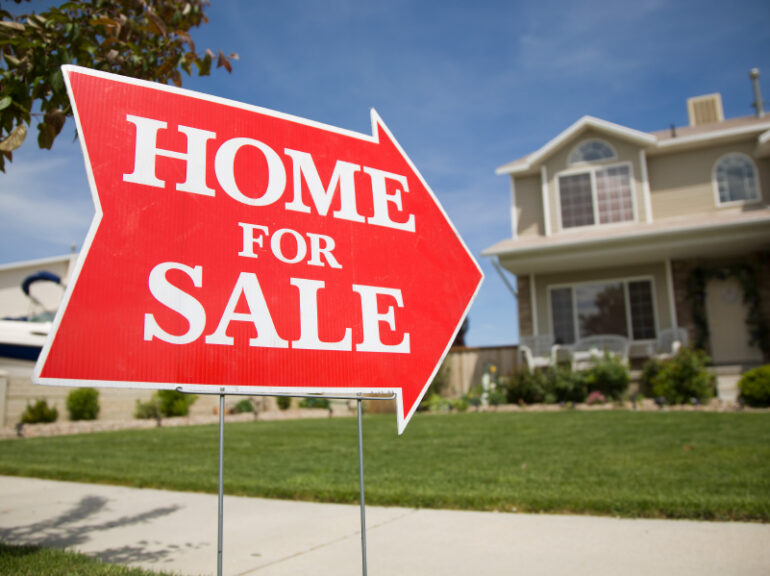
[586,390,606,406]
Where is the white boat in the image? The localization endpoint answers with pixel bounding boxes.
[0,318,52,361]
[0,271,62,361]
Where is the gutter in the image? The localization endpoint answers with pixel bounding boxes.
[491,257,518,297]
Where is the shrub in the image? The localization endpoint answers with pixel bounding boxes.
[66,388,100,421]
[465,377,507,408]
[505,367,587,404]
[20,400,58,424]
[134,390,196,420]
[298,396,331,409]
[738,365,770,407]
[639,357,663,397]
[425,392,451,412]
[652,348,715,404]
[276,396,292,410]
[419,360,451,410]
[581,354,629,400]
[488,387,507,406]
[504,370,547,404]
[465,385,483,407]
[547,367,588,404]
[156,389,197,417]
[134,397,162,421]
[450,396,469,412]
[231,399,255,414]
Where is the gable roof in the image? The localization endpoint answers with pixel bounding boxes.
[496,116,656,175]
[497,114,770,175]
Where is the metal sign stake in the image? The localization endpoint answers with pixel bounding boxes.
[183,389,395,576]
[218,392,225,576]
[357,397,368,576]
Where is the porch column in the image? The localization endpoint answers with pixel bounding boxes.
[665,258,678,328]
[530,273,538,335]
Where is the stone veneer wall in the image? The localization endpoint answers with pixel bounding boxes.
[516,275,533,336]
[671,259,698,351]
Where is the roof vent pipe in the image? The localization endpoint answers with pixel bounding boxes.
[750,68,765,118]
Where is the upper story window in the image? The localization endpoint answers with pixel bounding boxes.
[558,163,634,229]
[714,153,760,205]
[568,140,616,165]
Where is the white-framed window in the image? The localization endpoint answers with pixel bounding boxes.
[557,162,635,229]
[713,153,760,205]
[549,278,657,345]
[568,139,616,165]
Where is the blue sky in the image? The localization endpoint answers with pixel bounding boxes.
[2,0,769,346]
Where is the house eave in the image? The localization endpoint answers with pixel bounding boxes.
[0,254,76,273]
[649,120,770,155]
[484,210,770,275]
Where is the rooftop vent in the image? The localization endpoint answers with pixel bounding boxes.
[687,93,724,126]
[750,68,765,118]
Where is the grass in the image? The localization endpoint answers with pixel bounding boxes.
[0,542,177,575]
[1,411,768,521]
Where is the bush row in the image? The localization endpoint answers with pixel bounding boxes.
[15,353,770,424]
[423,348,770,412]
[504,354,630,405]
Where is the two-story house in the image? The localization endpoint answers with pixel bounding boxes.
[484,74,770,367]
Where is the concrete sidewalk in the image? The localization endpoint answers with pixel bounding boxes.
[0,476,768,576]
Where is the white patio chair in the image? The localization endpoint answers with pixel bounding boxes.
[569,334,630,370]
[653,327,689,360]
[518,334,558,373]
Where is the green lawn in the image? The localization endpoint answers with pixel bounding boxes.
[0,543,176,576]
[1,411,768,521]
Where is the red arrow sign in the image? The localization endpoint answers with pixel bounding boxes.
[34,66,482,433]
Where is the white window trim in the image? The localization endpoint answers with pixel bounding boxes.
[555,160,638,232]
[711,152,762,207]
[639,149,653,223]
[530,273,538,336]
[665,258,678,329]
[546,275,659,344]
[509,177,517,238]
[567,138,617,166]
[541,165,552,237]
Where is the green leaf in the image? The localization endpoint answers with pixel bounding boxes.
[50,70,65,94]
[0,96,11,111]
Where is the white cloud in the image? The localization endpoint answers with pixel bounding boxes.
[0,147,93,261]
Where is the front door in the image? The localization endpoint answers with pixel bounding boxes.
[705,278,763,365]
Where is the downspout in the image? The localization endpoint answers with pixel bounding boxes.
[492,257,522,364]
[492,257,517,298]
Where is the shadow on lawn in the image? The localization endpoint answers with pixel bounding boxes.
[0,494,189,565]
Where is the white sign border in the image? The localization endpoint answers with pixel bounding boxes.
[33,65,484,434]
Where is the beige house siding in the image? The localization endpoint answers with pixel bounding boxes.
[757,156,770,203]
[542,129,648,234]
[0,359,230,428]
[533,262,672,340]
[513,174,544,237]
[647,140,768,219]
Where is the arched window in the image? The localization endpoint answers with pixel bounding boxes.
[568,140,616,165]
[714,153,760,204]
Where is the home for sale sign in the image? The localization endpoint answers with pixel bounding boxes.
[34,66,483,433]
